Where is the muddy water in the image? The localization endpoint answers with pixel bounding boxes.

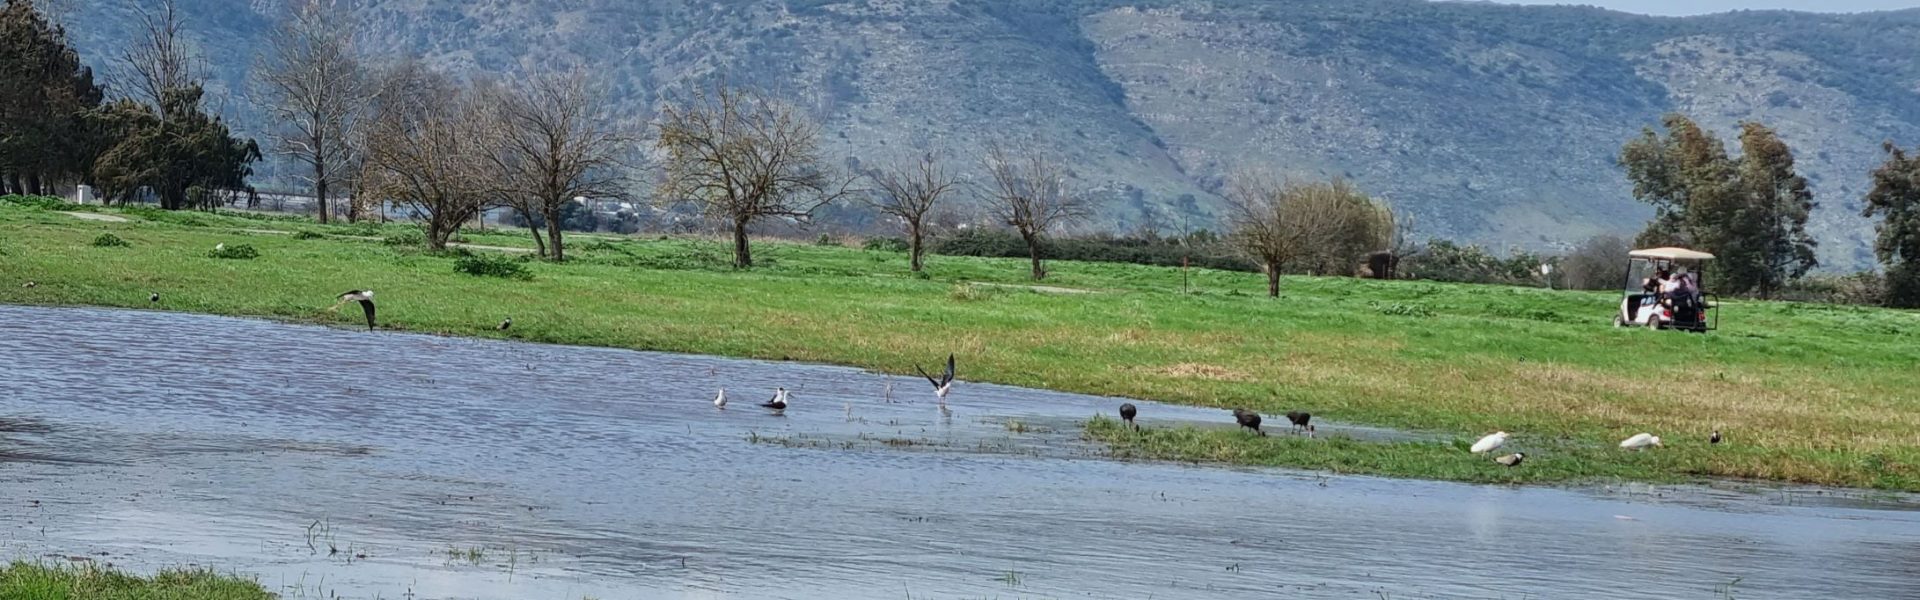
[1,306,1916,600]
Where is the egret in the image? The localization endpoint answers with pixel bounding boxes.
[1619,433,1662,451]
[713,389,727,410]
[1470,431,1509,454]
[326,290,376,331]
[22,281,36,288]
[1232,409,1265,436]
[760,388,790,413]
[1494,453,1526,468]
[1119,403,1138,429]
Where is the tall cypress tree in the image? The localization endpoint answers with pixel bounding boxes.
[0,0,104,195]
[1729,122,1817,299]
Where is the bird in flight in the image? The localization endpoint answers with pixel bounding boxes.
[327,290,376,331]
[761,388,790,413]
[915,354,957,403]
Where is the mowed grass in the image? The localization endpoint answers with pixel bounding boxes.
[3,204,1919,490]
[0,562,272,600]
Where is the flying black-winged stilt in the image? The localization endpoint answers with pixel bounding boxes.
[915,354,956,403]
[327,290,376,331]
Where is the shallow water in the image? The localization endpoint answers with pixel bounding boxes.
[2,305,1917,600]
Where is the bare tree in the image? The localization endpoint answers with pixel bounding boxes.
[485,69,634,261]
[981,145,1087,280]
[655,84,852,268]
[120,0,202,118]
[256,0,370,224]
[864,152,959,272]
[1225,175,1393,296]
[360,66,491,250]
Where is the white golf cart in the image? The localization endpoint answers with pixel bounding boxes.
[1614,247,1717,332]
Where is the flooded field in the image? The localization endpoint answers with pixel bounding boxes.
[2,305,1917,599]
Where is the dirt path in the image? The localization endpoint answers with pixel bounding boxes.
[59,211,130,223]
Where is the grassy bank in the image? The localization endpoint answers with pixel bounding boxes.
[3,203,1918,491]
[0,562,271,599]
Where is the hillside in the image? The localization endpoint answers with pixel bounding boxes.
[55,0,1920,269]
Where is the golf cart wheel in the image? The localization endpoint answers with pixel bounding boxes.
[1645,316,1661,330]
[1613,315,1626,328]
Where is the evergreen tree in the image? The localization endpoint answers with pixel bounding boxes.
[0,0,104,194]
[1864,142,1920,308]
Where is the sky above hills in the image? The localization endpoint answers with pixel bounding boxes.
[1487,0,1920,15]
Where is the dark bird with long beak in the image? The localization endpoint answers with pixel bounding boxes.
[1119,403,1138,429]
[327,290,376,331]
[1232,409,1265,436]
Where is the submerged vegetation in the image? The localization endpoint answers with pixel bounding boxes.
[3,203,1919,490]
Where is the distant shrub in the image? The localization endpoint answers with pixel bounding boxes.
[932,229,1251,272]
[1370,301,1433,318]
[1400,240,1546,286]
[208,244,259,259]
[0,195,73,210]
[863,237,909,252]
[814,233,842,247]
[292,230,326,240]
[1779,272,1886,306]
[120,206,208,226]
[383,230,426,246]
[90,233,130,248]
[454,253,533,280]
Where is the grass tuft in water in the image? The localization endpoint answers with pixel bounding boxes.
[0,561,272,599]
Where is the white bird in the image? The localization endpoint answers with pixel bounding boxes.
[760,388,790,412]
[215,243,225,252]
[713,389,727,410]
[326,290,376,331]
[915,354,956,402]
[1470,431,1509,454]
[1619,433,1662,451]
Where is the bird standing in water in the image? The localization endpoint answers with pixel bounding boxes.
[760,388,790,413]
[327,290,376,331]
[1232,409,1264,436]
[713,389,728,410]
[1119,403,1138,430]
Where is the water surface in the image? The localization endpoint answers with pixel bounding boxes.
[2,306,1916,599]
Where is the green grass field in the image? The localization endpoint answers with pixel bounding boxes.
[0,562,271,600]
[3,202,1918,491]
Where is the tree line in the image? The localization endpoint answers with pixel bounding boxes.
[5,0,1919,305]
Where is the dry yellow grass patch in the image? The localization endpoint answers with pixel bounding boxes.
[1140,362,1254,382]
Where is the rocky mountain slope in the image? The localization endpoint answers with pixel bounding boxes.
[58,0,1920,269]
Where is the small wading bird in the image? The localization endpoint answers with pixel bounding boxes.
[760,388,790,413]
[22,281,36,288]
[1470,431,1509,454]
[327,290,376,331]
[1285,411,1314,434]
[1619,433,1662,451]
[1494,453,1526,468]
[916,354,957,402]
[1710,430,1722,445]
[1119,403,1138,430]
[149,292,160,304]
[1232,409,1264,436]
[713,389,727,410]
[498,317,512,331]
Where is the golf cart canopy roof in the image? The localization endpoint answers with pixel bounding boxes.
[1629,247,1715,261]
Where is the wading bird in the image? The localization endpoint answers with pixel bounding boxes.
[713,389,727,410]
[327,290,376,331]
[760,388,790,413]
[1119,403,1138,429]
[215,243,225,252]
[1619,433,1662,451]
[1494,453,1526,468]
[1232,409,1264,436]
[1709,430,1721,445]
[149,292,160,304]
[498,317,512,331]
[1285,411,1314,434]
[22,281,36,288]
[1470,431,1509,454]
